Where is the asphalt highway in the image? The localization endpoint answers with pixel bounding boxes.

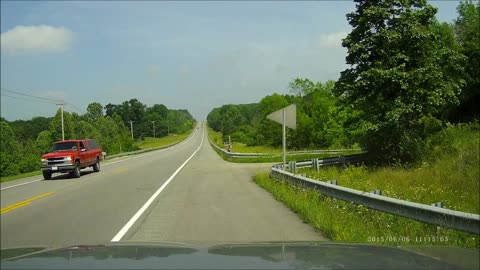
[1,123,325,249]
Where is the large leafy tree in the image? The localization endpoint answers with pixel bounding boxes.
[335,0,465,163]
[219,105,245,135]
[451,0,480,121]
[36,130,54,154]
[257,94,289,146]
[86,102,104,120]
[50,109,76,141]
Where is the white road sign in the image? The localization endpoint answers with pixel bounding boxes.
[266,104,297,168]
[266,104,296,130]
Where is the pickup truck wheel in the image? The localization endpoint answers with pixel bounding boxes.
[42,171,52,180]
[93,158,100,172]
[72,161,81,178]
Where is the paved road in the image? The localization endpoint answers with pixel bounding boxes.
[1,123,325,249]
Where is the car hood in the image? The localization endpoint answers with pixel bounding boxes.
[1,242,478,269]
[42,151,76,159]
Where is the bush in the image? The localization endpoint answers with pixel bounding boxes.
[18,153,41,174]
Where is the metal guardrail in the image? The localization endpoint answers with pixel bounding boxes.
[209,138,361,158]
[270,156,480,235]
[285,154,365,172]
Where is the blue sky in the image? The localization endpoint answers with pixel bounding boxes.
[1,1,460,121]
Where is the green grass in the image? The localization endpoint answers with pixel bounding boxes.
[299,123,480,214]
[135,132,191,149]
[253,122,480,249]
[206,127,280,153]
[300,163,479,214]
[254,173,479,249]
[0,171,42,183]
[230,143,282,153]
[207,127,224,148]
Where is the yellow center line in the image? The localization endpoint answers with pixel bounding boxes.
[1,192,55,214]
[112,168,128,174]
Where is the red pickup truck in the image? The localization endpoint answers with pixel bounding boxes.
[40,139,103,180]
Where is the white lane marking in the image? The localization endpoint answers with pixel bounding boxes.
[0,179,43,190]
[0,125,202,191]
[111,126,205,242]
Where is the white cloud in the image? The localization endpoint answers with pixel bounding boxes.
[1,25,74,55]
[318,31,348,49]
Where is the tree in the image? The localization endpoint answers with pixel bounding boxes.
[0,121,21,176]
[86,102,104,120]
[36,130,54,154]
[17,140,41,173]
[104,103,118,117]
[335,0,466,163]
[147,104,168,119]
[289,78,315,97]
[9,117,51,143]
[207,107,222,131]
[219,105,245,135]
[74,120,101,140]
[451,0,480,121]
[258,94,289,146]
[49,109,75,141]
[259,93,289,115]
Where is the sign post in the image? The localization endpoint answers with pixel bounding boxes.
[267,104,296,169]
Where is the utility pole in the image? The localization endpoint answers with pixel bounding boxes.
[56,103,65,140]
[152,121,156,139]
[129,120,134,139]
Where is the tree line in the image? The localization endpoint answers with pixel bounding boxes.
[1,99,195,177]
[207,0,479,165]
[207,80,359,150]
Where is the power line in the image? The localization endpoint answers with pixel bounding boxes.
[1,93,59,105]
[1,94,79,116]
[65,102,86,114]
[1,88,87,115]
[1,88,64,103]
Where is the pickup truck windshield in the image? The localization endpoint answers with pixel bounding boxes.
[51,142,78,152]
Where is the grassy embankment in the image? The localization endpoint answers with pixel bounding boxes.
[207,127,363,163]
[135,132,191,149]
[0,130,193,183]
[254,122,479,249]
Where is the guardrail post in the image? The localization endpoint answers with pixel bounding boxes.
[288,161,297,173]
[327,179,337,185]
[431,202,444,208]
[312,159,317,171]
[431,202,444,234]
[339,156,346,169]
